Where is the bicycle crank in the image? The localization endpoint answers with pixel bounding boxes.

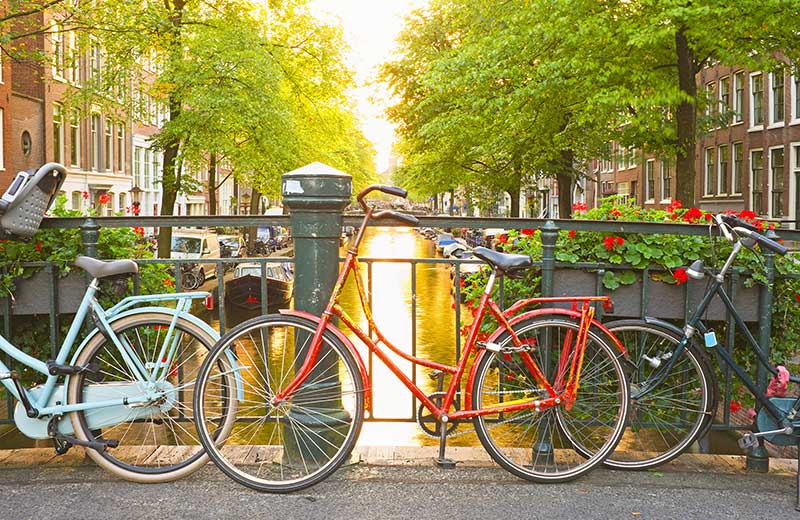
[416,392,461,438]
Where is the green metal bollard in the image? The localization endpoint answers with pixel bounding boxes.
[535,220,559,463]
[80,218,99,259]
[747,228,777,473]
[280,162,352,466]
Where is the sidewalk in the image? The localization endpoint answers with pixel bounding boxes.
[0,446,798,519]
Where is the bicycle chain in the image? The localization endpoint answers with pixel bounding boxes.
[417,389,547,439]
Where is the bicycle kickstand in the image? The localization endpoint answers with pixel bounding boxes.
[434,415,456,469]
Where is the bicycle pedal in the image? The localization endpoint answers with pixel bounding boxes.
[738,433,759,450]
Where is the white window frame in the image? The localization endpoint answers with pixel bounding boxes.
[733,71,745,124]
[769,71,785,127]
[717,144,729,195]
[750,149,765,215]
[627,146,636,169]
[750,72,765,130]
[660,159,671,203]
[90,114,100,171]
[768,145,786,218]
[719,76,730,125]
[704,147,715,196]
[789,143,800,224]
[51,25,65,81]
[69,111,80,168]
[705,82,715,119]
[52,103,64,164]
[731,142,743,196]
[644,159,655,203]
[791,71,800,124]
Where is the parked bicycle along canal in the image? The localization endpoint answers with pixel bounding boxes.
[0,226,739,454]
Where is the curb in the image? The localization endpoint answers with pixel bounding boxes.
[0,446,795,476]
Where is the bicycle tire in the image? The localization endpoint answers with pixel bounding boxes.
[67,312,237,482]
[602,319,717,470]
[472,316,629,482]
[180,270,199,290]
[194,313,364,493]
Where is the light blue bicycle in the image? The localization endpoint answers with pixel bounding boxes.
[0,163,239,482]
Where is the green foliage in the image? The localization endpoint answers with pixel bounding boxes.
[459,197,800,373]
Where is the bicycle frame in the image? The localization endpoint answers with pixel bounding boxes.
[0,279,213,418]
[273,207,620,423]
[638,241,799,428]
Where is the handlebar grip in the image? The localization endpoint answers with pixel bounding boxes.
[720,214,762,234]
[391,212,419,226]
[751,232,788,256]
[378,185,408,198]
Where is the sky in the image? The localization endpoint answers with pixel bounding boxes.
[308,0,429,174]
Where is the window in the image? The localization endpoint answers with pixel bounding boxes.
[52,104,63,164]
[771,72,785,125]
[90,114,100,171]
[627,147,637,169]
[104,121,112,171]
[732,142,743,195]
[151,151,160,189]
[718,144,729,194]
[66,31,78,83]
[617,145,626,170]
[645,159,655,201]
[704,147,714,196]
[133,145,144,187]
[719,76,730,124]
[705,82,715,118]
[52,26,65,79]
[733,71,745,123]
[793,71,800,121]
[770,147,785,218]
[751,73,764,127]
[751,150,764,214]
[143,148,151,189]
[69,111,80,167]
[89,44,101,81]
[71,191,81,210]
[116,125,124,172]
[660,159,672,201]
[118,193,125,213]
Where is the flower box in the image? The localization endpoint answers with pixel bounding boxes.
[552,268,760,322]
[7,270,86,316]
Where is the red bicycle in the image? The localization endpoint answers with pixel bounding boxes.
[194,185,630,492]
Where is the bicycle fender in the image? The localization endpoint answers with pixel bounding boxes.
[641,317,685,338]
[68,307,244,402]
[279,309,372,411]
[464,307,627,410]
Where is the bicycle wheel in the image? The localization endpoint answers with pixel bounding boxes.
[194,314,364,493]
[602,320,716,470]
[472,316,628,482]
[67,312,237,482]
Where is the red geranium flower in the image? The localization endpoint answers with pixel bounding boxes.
[739,210,756,220]
[615,236,624,246]
[35,242,42,252]
[609,208,622,218]
[498,234,508,244]
[603,236,624,251]
[132,226,145,237]
[795,293,800,303]
[568,230,576,238]
[704,213,713,221]
[673,268,689,285]
[682,207,703,223]
[729,400,742,414]
[163,279,174,288]
[98,193,111,205]
[521,228,536,236]
[666,199,682,212]
[572,202,588,212]
[82,191,89,200]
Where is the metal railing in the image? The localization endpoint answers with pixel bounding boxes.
[2,214,798,456]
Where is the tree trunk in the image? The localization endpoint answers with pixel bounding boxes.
[675,27,697,206]
[208,153,217,216]
[156,0,185,259]
[556,149,574,219]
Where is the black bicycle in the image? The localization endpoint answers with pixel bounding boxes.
[602,214,799,506]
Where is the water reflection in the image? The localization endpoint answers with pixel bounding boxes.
[337,227,476,447]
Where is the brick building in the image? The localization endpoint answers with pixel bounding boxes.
[586,64,800,227]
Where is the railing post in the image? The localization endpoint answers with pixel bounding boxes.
[280,162,352,464]
[747,228,777,472]
[540,220,559,297]
[80,218,99,258]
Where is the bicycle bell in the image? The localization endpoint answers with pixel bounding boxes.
[686,259,705,280]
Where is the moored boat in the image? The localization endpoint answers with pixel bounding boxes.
[224,262,293,311]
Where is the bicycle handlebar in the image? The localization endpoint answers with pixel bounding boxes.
[716,213,787,256]
[356,184,418,226]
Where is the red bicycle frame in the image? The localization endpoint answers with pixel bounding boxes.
[272,205,622,424]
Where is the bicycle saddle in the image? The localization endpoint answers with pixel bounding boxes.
[472,246,532,278]
[75,256,138,278]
